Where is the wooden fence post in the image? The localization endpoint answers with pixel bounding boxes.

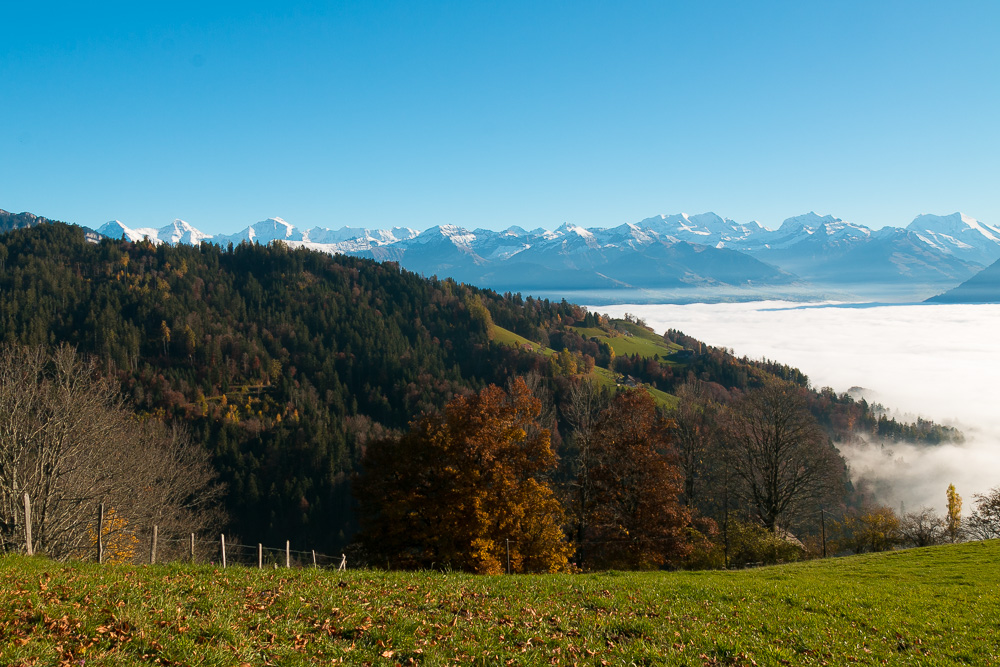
[150,525,158,565]
[258,543,263,569]
[190,533,195,562]
[312,550,317,568]
[23,493,32,556]
[821,509,827,558]
[221,533,227,569]
[285,541,290,569]
[98,503,105,564]
[338,554,346,571]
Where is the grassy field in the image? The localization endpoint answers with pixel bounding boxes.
[490,325,675,408]
[573,321,684,361]
[2,541,998,666]
[490,324,555,356]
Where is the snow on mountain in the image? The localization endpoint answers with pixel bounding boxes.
[217,217,303,245]
[800,219,872,246]
[409,224,478,250]
[776,212,841,232]
[634,212,767,249]
[750,213,846,251]
[299,225,418,252]
[96,220,135,240]
[96,220,165,244]
[158,219,213,245]
[555,222,595,239]
[303,225,417,245]
[605,222,656,249]
[910,212,1000,239]
[96,219,211,245]
[906,213,1000,265]
[483,243,531,260]
[79,207,1000,299]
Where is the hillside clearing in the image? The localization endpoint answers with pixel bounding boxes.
[490,324,676,407]
[574,320,685,361]
[489,324,555,356]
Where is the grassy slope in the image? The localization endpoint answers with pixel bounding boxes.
[2,542,998,666]
[490,324,555,356]
[491,323,675,407]
[574,320,684,361]
[578,320,683,407]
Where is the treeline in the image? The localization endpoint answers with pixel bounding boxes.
[355,376,845,572]
[0,222,960,557]
[827,484,1000,554]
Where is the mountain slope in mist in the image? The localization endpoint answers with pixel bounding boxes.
[926,256,1000,303]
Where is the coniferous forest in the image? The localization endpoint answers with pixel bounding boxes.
[0,222,962,565]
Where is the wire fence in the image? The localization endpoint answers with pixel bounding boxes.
[16,494,348,571]
[151,534,348,571]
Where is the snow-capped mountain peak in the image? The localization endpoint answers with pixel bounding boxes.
[778,212,842,233]
[216,217,304,245]
[909,212,1000,239]
[159,219,213,245]
[906,212,1000,263]
[555,222,595,239]
[96,220,163,244]
[96,220,131,239]
[686,212,728,229]
[254,217,301,241]
[418,224,477,249]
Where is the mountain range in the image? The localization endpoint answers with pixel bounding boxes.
[4,207,998,303]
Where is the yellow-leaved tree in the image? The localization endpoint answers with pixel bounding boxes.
[946,483,962,542]
[354,378,572,573]
[87,506,139,564]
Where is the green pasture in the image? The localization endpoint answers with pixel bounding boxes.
[574,321,685,361]
[1,541,997,665]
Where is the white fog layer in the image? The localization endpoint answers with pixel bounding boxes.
[595,302,1000,514]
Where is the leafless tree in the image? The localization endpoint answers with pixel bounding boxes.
[558,378,610,568]
[0,345,223,560]
[670,381,723,508]
[967,487,1000,540]
[722,380,843,533]
[899,507,946,547]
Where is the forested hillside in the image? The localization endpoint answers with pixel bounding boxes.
[0,222,959,555]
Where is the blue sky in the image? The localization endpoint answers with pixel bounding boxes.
[2,1,998,235]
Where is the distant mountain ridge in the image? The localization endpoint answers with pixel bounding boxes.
[926,256,1000,304]
[5,206,999,301]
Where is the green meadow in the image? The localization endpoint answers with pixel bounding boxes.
[574,321,685,362]
[2,541,997,666]
[490,322,677,408]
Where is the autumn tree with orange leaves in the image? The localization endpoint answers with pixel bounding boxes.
[582,388,704,570]
[354,378,572,574]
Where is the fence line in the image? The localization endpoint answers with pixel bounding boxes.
[16,493,347,571]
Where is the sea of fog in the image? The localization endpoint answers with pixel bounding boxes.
[595,301,1000,515]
